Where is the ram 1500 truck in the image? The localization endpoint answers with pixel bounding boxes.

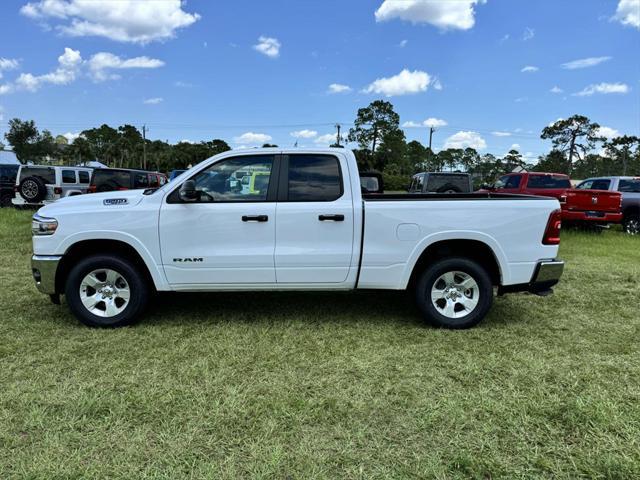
[31,148,564,329]
[485,172,622,227]
[575,176,640,234]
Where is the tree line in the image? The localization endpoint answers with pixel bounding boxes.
[3,101,639,187]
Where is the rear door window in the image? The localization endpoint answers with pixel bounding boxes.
[0,166,18,183]
[287,154,342,201]
[495,175,521,189]
[526,175,571,189]
[19,167,55,184]
[62,170,77,184]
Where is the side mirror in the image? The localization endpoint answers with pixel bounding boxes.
[179,180,199,202]
[481,183,494,190]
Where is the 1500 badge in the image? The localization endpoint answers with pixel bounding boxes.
[173,257,204,262]
[103,198,128,206]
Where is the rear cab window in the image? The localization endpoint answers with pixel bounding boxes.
[78,171,90,184]
[92,170,132,191]
[134,173,150,189]
[619,179,640,193]
[286,154,342,201]
[425,174,470,193]
[526,175,571,189]
[19,167,56,185]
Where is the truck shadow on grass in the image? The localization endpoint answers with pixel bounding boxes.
[146,290,425,328]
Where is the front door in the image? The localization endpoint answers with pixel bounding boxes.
[159,154,278,285]
[275,153,355,284]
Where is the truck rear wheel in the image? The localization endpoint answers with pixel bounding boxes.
[65,254,149,328]
[415,257,493,329]
[623,214,639,235]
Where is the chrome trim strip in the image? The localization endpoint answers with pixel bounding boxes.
[31,255,62,294]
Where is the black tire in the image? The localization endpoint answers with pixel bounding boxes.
[623,215,640,235]
[19,176,47,203]
[415,257,493,329]
[65,254,149,328]
[0,193,13,208]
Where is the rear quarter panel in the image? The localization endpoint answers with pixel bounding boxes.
[359,197,560,289]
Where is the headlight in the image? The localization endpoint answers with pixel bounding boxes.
[32,214,58,236]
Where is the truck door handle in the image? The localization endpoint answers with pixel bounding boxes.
[318,214,345,222]
[242,215,268,222]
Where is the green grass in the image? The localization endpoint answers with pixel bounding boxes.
[0,208,639,479]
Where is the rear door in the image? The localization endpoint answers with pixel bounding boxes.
[274,153,355,284]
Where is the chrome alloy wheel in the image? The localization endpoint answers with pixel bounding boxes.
[430,271,480,319]
[79,269,131,317]
[625,218,640,235]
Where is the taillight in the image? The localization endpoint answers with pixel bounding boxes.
[54,187,62,195]
[543,209,562,245]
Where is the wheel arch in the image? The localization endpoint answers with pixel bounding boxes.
[623,204,640,219]
[405,238,503,291]
[55,239,162,294]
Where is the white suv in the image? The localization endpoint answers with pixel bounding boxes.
[12,165,94,207]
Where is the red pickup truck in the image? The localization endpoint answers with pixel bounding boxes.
[486,172,622,226]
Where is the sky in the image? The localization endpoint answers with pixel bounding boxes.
[0,0,639,162]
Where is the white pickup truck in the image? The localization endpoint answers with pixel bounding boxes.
[31,148,564,329]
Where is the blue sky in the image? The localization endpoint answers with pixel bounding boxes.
[0,0,638,161]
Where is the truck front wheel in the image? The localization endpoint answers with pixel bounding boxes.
[65,255,150,328]
[415,257,493,329]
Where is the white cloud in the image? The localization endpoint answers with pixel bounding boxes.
[550,86,563,94]
[492,131,512,137]
[403,117,448,128]
[363,69,431,97]
[314,133,340,145]
[613,0,640,29]
[561,56,612,69]
[20,0,200,44]
[424,117,447,128]
[597,126,620,139]
[521,65,539,73]
[234,132,272,144]
[510,143,521,150]
[375,0,484,30]
[87,52,164,82]
[0,58,20,72]
[0,48,164,94]
[432,77,443,90]
[0,105,4,122]
[399,39,408,47]
[522,27,535,40]
[144,97,163,105]
[328,83,352,94]
[444,131,487,150]
[174,81,193,88]
[253,36,281,58]
[573,82,630,96]
[290,129,318,139]
[62,131,80,142]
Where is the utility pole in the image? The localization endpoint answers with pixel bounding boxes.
[142,124,147,170]
[428,126,435,171]
[335,123,341,147]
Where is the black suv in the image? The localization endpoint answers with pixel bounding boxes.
[89,168,168,193]
[0,164,19,207]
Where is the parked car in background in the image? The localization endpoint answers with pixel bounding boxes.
[576,176,640,234]
[31,148,564,330]
[0,164,19,207]
[168,169,186,181]
[88,168,168,193]
[409,172,473,194]
[485,172,622,228]
[12,165,93,207]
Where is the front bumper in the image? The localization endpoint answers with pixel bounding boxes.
[31,255,62,294]
[498,259,564,296]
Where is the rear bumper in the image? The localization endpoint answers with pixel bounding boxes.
[31,255,62,295]
[562,210,622,223]
[498,259,564,296]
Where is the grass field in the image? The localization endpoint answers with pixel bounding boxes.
[0,207,639,479]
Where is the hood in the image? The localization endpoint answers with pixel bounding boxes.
[38,189,148,217]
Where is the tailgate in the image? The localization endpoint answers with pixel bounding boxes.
[563,189,622,214]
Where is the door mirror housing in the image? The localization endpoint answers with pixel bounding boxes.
[179,180,199,202]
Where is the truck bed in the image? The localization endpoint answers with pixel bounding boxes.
[363,192,551,201]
